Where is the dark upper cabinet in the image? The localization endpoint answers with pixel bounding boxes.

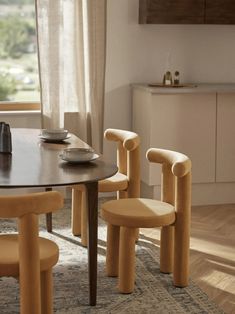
[205,0,235,24]
[139,0,235,24]
[139,0,205,24]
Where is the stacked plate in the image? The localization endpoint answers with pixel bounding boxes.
[59,147,99,163]
[39,129,71,142]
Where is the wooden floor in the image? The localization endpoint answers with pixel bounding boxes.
[140,204,235,314]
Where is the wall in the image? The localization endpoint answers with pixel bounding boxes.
[104,0,235,159]
[4,0,235,161]
[1,111,41,129]
[3,0,235,200]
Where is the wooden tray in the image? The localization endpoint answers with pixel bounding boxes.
[148,83,197,88]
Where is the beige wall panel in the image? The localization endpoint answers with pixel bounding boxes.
[216,93,235,182]
[133,91,216,186]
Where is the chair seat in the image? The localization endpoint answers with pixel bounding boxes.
[101,198,175,228]
[0,234,59,277]
[99,172,128,192]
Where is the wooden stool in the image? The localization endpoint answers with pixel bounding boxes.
[0,191,63,314]
[101,148,191,293]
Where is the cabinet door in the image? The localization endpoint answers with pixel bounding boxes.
[205,0,235,24]
[139,0,205,24]
[216,94,235,182]
[148,94,216,185]
[132,88,152,185]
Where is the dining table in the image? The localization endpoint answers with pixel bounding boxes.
[0,128,118,306]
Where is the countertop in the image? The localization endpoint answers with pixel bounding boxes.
[132,83,235,94]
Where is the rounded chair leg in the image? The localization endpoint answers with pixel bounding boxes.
[71,188,82,236]
[106,223,120,277]
[40,269,53,314]
[19,214,41,314]
[160,225,174,273]
[173,223,190,287]
[117,190,128,199]
[81,189,88,247]
[173,175,191,287]
[134,228,140,242]
[118,227,137,293]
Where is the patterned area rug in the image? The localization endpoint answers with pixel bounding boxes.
[0,200,224,314]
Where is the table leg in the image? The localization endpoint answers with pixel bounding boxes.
[86,182,98,305]
[45,187,52,232]
[85,181,98,306]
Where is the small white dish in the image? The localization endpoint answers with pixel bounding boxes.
[39,134,71,142]
[60,147,98,163]
[60,153,99,164]
[41,129,68,140]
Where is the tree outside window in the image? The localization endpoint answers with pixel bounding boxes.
[0,0,40,102]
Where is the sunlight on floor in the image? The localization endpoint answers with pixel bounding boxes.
[199,269,235,295]
[190,237,235,259]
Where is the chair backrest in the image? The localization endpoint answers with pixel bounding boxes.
[104,128,140,197]
[0,191,63,218]
[0,191,63,314]
[146,148,191,211]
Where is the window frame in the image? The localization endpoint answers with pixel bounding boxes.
[0,101,41,111]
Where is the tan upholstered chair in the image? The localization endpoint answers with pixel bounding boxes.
[0,191,63,314]
[71,128,140,247]
[101,148,191,293]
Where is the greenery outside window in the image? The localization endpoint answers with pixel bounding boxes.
[0,0,40,111]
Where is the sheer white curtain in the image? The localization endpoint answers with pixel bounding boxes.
[36,0,106,153]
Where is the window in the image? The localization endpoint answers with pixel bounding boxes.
[0,0,40,110]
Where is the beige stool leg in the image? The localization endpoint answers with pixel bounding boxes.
[71,188,82,236]
[19,214,41,314]
[160,225,174,273]
[40,269,53,314]
[173,174,191,287]
[81,188,88,247]
[173,223,190,287]
[117,190,128,199]
[106,223,120,277]
[118,227,137,293]
[71,185,88,247]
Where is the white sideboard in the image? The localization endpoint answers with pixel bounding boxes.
[132,84,235,205]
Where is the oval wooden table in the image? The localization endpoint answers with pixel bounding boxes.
[0,128,118,306]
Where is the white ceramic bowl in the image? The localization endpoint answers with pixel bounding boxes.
[61,147,95,162]
[41,129,68,140]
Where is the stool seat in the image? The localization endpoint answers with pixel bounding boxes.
[99,172,128,192]
[0,235,59,277]
[101,198,175,228]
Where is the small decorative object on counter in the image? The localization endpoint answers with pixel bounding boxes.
[174,71,180,85]
[0,122,12,153]
[163,71,173,85]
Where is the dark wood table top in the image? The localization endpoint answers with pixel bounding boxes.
[0,128,117,188]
